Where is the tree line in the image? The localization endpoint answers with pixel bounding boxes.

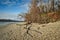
[19,0,60,24]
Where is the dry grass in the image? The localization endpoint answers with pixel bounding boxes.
[0,21,60,40]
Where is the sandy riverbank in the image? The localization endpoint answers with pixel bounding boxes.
[0,21,60,40]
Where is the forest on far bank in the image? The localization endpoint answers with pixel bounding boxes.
[19,0,60,24]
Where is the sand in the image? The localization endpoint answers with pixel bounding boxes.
[0,21,60,40]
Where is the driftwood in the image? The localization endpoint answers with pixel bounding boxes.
[17,21,42,39]
[23,21,42,39]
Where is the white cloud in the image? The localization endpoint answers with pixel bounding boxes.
[1,0,30,7]
[1,0,17,6]
[0,13,17,19]
[0,13,25,21]
[19,3,30,13]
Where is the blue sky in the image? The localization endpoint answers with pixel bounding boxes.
[0,0,31,20]
[0,0,54,20]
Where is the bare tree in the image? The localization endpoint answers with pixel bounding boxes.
[58,0,60,11]
[28,0,40,23]
[51,0,55,12]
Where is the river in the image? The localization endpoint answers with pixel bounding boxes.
[0,22,20,27]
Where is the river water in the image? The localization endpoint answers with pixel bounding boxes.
[0,22,20,26]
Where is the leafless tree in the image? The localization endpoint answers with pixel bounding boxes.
[51,0,55,12]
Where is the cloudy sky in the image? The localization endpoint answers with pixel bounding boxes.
[0,0,31,20]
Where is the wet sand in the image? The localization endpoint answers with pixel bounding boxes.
[0,21,60,40]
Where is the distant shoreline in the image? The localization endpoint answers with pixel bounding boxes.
[0,19,25,22]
